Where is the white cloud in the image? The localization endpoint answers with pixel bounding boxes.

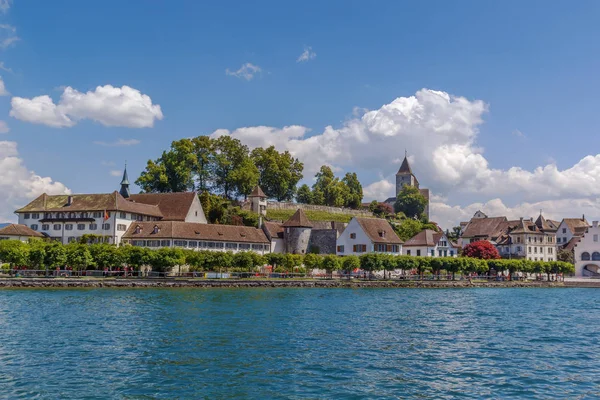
[109,170,122,177]
[0,62,12,74]
[297,46,316,63]
[0,24,18,49]
[0,141,70,222]
[225,63,262,81]
[0,76,9,95]
[101,160,116,166]
[0,120,9,133]
[93,138,141,147]
[211,88,600,229]
[512,129,525,139]
[0,0,12,14]
[10,85,163,128]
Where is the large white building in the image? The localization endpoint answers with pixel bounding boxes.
[403,229,459,257]
[574,221,599,276]
[556,217,589,248]
[336,217,403,256]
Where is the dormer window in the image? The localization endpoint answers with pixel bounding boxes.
[134,225,142,234]
[153,225,159,234]
[378,230,386,238]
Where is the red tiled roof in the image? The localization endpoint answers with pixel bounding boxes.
[355,217,403,244]
[403,229,442,247]
[262,221,284,240]
[128,192,196,221]
[123,221,269,243]
[0,224,43,237]
[250,186,267,198]
[282,209,312,228]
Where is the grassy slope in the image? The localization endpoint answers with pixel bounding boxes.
[266,209,357,223]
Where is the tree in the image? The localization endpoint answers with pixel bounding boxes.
[303,253,322,274]
[296,184,313,204]
[230,157,259,200]
[342,255,360,279]
[393,219,437,242]
[27,240,47,270]
[311,166,349,207]
[121,246,153,272]
[462,241,501,260]
[0,240,29,268]
[394,185,427,218]
[369,201,393,217]
[66,243,94,271]
[88,244,122,270]
[321,255,341,278]
[212,136,251,199]
[136,138,197,193]
[191,135,215,192]
[152,248,186,273]
[447,226,462,241]
[44,242,67,271]
[342,172,363,209]
[557,249,574,264]
[251,146,304,201]
[232,252,254,272]
[360,253,383,279]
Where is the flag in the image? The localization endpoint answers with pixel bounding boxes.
[104,210,110,221]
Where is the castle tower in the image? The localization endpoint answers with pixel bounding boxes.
[249,186,267,216]
[282,209,313,254]
[119,164,130,199]
[395,153,419,196]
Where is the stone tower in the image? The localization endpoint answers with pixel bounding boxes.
[282,209,313,254]
[249,186,267,216]
[395,153,419,196]
[119,164,130,199]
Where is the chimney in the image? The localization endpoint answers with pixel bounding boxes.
[67,195,73,206]
[583,214,586,221]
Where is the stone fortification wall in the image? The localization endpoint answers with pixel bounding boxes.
[308,230,337,254]
[265,202,373,217]
[285,227,312,254]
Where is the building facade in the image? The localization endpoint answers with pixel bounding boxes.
[574,221,599,277]
[403,229,459,257]
[336,217,403,256]
[0,224,44,242]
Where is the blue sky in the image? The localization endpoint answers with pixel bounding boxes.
[2,0,600,227]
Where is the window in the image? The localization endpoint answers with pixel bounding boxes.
[549,248,553,254]
[406,250,411,255]
[89,224,97,231]
[137,215,144,221]
[130,214,137,220]
[582,252,591,261]
[77,224,85,231]
[120,212,126,219]
[416,250,421,256]
[93,212,102,218]
[81,212,88,218]
[562,228,567,234]
[350,233,356,239]
[431,250,435,257]
[174,240,187,247]
[31,224,38,230]
[64,224,73,231]
[214,242,224,249]
[239,243,250,250]
[337,245,345,253]
[132,240,145,247]
[378,231,386,238]
[534,247,537,253]
[117,224,127,231]
[528,237,531,243]
[438,250,442,257]
[264,244,270,252]
[69,212,75,219]
[160,240,171,247]
[450,250,454,256]
[516,246,521,252]
[102,223,110,230]
[32,213,39,219]
[42,224,49,231]
[252,244,262,250]
[188,241,198,248]
[352,244,367,253]
[593,252,600,261]
[147,240,160,247]
[376,244,386,252]
[594,235,599,242]
[517,237,522,243]
[146,216,151,221]
[439,241,447,247]
[24,213,30,219]
[195,211,198,217]
[53,224,61,231]
[528,246,531,253]
[226,243,238,250]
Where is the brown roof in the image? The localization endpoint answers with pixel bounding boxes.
[403,229,443,247]
[355,217,403,244]
[128,192,196,221]
[250,186,267,198]
[511,218,540,234]
[561,218,590,234]
[16,192,163,217]
[282,209,312,228]
[0,224,43,237]
[262,221,284,240]
[123,221,269,243]
[563,236,581,252]
[574,226,588,236]
[397,156,413,175]
[461,216,508,239]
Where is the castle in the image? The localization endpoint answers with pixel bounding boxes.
[384,153,430,219]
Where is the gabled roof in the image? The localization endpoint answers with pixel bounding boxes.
[0,224,43,237]
[561,218,590,234]
[461,216,508,239]
[128,192,196,221]
[355,217,403,244]
[16,192,163,217]
[404,229,443,247]
[397,156,413,175]
[249,186,267,198]
[262,221,284,240]
[123,221,269,243]
[535,213,557,232]
[282,209,312,228]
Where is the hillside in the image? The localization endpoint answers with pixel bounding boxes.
[266,209,357,223]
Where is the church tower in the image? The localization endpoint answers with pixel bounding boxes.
[119,164,131,199]
[395,152,419,196]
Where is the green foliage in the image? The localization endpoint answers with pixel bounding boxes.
[151,248,186,272]
[342,255,360,273]
[0,240,29,267]
[322,255,342,273]
[88,244,122,269]
[557,249,574,264]
[394,185,427,218]
[296,184,313,204]
[266,209,354,223]
[342,172,363,209]
[65,243,94,271]
[251,146,304,201]
[393,219,438,242]
[303,253,323,270]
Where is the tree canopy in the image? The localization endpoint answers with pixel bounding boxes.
[295,166,364,209]
[462,241,501,260]
[394,185,428,218]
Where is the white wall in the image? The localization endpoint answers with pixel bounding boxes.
[185,195,208,223]
[336,218,373,256]
[575,221,600,276]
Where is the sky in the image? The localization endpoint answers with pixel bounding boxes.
[2,0,600,229]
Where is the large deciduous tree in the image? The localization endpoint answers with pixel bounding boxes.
[394,185,427,218]
[342,172,363,208]
[251,146,304,201]
[462,241,501,260]
[212,136,255,199]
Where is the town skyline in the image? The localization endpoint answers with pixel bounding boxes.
[1,1,600,229]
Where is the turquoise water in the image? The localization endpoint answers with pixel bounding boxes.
[0,288,598,399]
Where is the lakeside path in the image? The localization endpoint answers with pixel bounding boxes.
[0,278,579,289]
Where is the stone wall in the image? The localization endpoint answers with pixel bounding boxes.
[308,230,337,254]
[265,202,373,217]
[285,227,312,254]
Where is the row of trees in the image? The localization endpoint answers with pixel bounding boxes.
[135,136,366,209]
[0,240,574,280]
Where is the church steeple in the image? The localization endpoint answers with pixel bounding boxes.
[119,163,130,198]
[397,152,413,175]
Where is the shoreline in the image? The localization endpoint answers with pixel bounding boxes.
[0,278,580,289]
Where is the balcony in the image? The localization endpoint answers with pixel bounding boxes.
[39,217,96,223]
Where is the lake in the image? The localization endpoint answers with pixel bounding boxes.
[0,288,598,399]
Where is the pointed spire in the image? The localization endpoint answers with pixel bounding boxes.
[397,154,413,175]
[119,163,130,198]
[282,209,312,228]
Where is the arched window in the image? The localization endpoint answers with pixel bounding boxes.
[592,252,600,261]
[582,252,591,261]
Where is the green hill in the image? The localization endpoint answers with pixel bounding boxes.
[266,209,356,223]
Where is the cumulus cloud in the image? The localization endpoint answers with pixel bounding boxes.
[297,46,316,62]
[211,88,600,229]
[225,63,262,81]
[0,141,70,222]
[93,138,141,147]
[10,85,163,128]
